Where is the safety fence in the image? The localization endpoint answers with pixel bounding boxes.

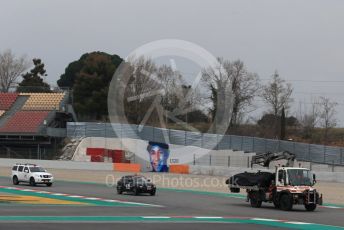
[67,122,344,166]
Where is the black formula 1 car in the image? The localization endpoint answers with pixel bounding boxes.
[116,175,156,196]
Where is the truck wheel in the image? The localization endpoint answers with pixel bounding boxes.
[250,192,262,208]
[305,204,317,211]
[29,177,36,186]
[12,176,19,185]
[117,188,123,194]
[280,194,293,211]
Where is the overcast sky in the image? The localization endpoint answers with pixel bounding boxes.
[1,0,344,124]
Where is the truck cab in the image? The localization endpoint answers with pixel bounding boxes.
[272,167,322,211]
[276,167,315,187]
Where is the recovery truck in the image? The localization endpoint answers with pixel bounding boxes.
[227,151,323,211]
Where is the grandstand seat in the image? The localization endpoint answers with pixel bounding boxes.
[0,111,50,133]
[20,93,65,111]
[0,93,18,110]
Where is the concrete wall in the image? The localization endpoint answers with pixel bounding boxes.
[0,158,113,171]
[72,137,253,168]
[71,137,344,172]
[73,137,216,164]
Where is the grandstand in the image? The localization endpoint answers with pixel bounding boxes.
[0,91,76,159]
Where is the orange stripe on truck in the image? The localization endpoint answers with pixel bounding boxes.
[113,163,141,172]
[169,164,189,174]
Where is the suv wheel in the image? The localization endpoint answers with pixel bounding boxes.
[13,176,19,185]
[29,177,36,186]
[46,183,52,187]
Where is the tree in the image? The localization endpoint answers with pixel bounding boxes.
[261,71,293,116]
[318,96,338,144]
[122,56,160,124]
[70,52,123,120]
[17,58,51,92]
[286,116,299,127]
[260,71,293,137]
[202,58,259,130]
[298,99,320,139]
[208,84,218,121]
[156,65,184,114]
[280,107,286,140]
[116,56,205,129]
[257,113,299,139]
[229,60,260,127]
[57,52,122,89]
[257,114,279,138]
[0,49,30,92]
[156,64,204,126]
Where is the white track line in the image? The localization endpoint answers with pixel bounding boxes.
[84,197,101,200]
[52,193,67,196]
[194,217,223,219]
[251,218,280,222]
[68,195,84,198]
[285,222,310,225]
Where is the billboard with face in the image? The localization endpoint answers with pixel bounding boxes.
[147,141,169,172]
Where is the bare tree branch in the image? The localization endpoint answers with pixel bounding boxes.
[261,71,293,116]
[0,49,30,92]
[318,96,338,144]
[202,58,259,128]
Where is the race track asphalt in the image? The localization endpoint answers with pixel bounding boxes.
[0,177,343,229]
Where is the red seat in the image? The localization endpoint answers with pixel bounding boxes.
[0,111,49,133]
[0,93,18,110]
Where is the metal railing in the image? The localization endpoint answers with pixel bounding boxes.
[66,122,344,166]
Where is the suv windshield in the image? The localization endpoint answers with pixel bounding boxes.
[29,167,46,173]
[288,169,313,186]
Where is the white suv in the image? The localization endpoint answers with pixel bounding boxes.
[12,164,54,187]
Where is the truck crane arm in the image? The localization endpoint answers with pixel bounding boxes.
[251,151,296,168]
